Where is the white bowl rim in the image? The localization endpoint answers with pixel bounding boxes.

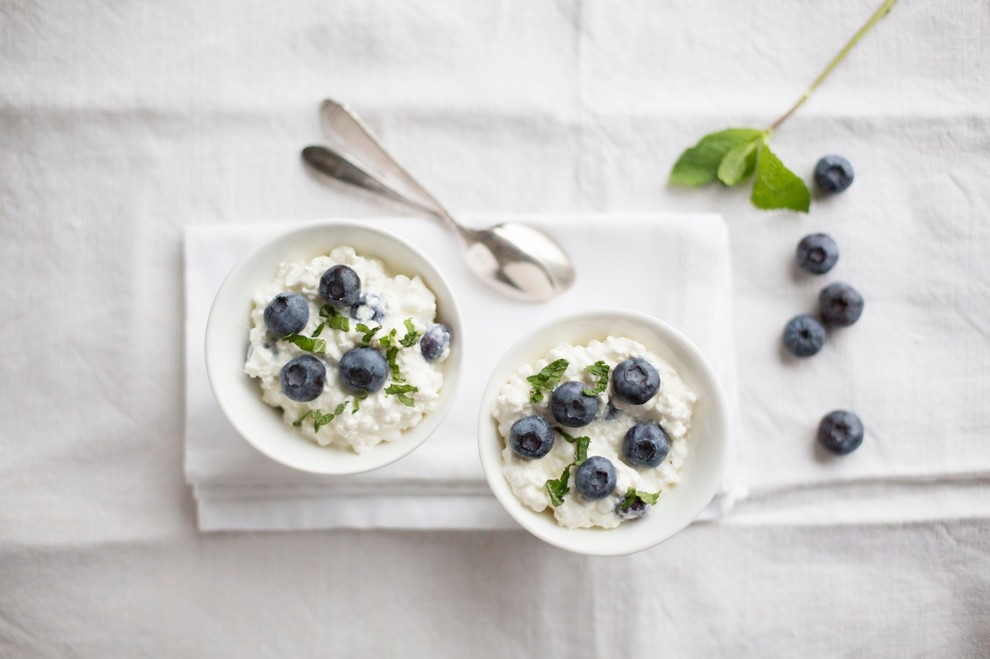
[477,308,729,556]
[205,218,463,475]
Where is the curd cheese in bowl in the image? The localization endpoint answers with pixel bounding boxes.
[206,220,462,475]
[478,310,728,555]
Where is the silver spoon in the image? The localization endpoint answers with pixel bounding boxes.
[302,100,575,303]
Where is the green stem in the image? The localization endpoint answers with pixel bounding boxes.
[769,0,899,131]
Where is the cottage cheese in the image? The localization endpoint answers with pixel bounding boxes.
[244,246,448,453]
[493,337,696,529]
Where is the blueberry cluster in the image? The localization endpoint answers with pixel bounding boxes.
[782,159,865,454]
[262,263,451,409]
[507,357,668,518]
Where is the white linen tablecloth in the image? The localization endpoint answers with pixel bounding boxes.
[2,0,989,655]
[184,215,745,530]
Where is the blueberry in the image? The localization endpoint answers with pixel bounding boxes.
[508,415,554,459]
[279,355,326,402]
[263,292,309,337]
[319,265,361,307]
[817,410,864,455]
[796,233,840,275]
[420,324,451,362]
[611,358,660,405]
[819,282,864,327]
[550,381,600,427]
[574,456,617,500]
[782,314,827,357]
[615,498,651,520]
[621,423,671,468]
[604,400,622,421]
[814,155,855,194]
[350,293,385,323]
[338,346,389,393]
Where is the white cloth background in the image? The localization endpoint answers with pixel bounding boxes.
[183,215,745,531]
[2,0,989,656]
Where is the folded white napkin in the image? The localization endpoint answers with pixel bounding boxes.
[184,215,746,531]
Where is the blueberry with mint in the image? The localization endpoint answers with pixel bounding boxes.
[550,381,600,427]
[782,314,827,357]
[279,355,326,402]
[817,410,864,455]
[796,233,839,275]
[615,498,651,520]
[319,264,361,307]
[350,293,385,323]
[819,282,864,327]
[420,324,451,362]
[338,346,389,393]
[814,155,855,194]
[263,292,309,337]
[611,358,661,405]
[574,456,617,500]
[508,415,554,459]
[621,423,670,468]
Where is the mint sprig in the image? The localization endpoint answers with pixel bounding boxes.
[618,487,662,510]
[582,361,610,397]
[526,359,568,404]
[544,429,591,507]
[356,323,382,346]
[399,318,420,348]
[384,383,418,407]
[293,401,348,432]
[669,0,899,212]
[319,304,349,332]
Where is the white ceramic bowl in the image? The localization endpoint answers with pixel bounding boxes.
[478,310,729,556]
[206,219,463,475]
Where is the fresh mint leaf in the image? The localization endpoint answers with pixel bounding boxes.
[717,137,763,186]
[352,390,367,414]
[314,401,348,432]
[399,318,420,348]
[545,465,572,507]
[293,410,316,427]
[555,428,590,465]
[319,304,350,332]
[751,143,811,212]
[526,358,568,404]
[356,323,382,346]
[618,487,662,510]
[311,322,326,338]
[283,333,326,354]
[385,345,402,382]
[384,383,418,407]
[670,128,765,187]
[582,361,610,396]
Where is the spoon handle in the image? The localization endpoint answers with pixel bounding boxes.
[319,99,459,227]
[302,145,442,221]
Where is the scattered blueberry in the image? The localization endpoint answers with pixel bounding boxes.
[279,355,326,402]
[814,155,855,194]
[782,314,827,357]
[263,292,309,337]
[611,358,661,405]
[817,410,864,455]
[338,346,389,393]
[615,498,651,520]
[420,324,451,362]
[574,456,617,500]
[550,381,600,427]
[319,265,361,307]
[819,282,865,327]
[621,423,671,468]
[508,415,554,459]
[350,293,385,323]
[796,233,840,275]
[604,400,622,421]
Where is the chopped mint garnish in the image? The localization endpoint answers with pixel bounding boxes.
[384,383,418,407]
[351,390,367,414]
[545,464,572,507]
[379,328,397,351]
[555,428,590,465]
[385,345,402,382]
[583,361,610,397]
[283,333,326,354]
[356,323,382,346]
[314,402,348,431]
[293,410,316,427]
[311,322,326,338]
[526,359,568,404]
[399,318,420,348]
[618,487,662,510]
[319,304,350,332]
